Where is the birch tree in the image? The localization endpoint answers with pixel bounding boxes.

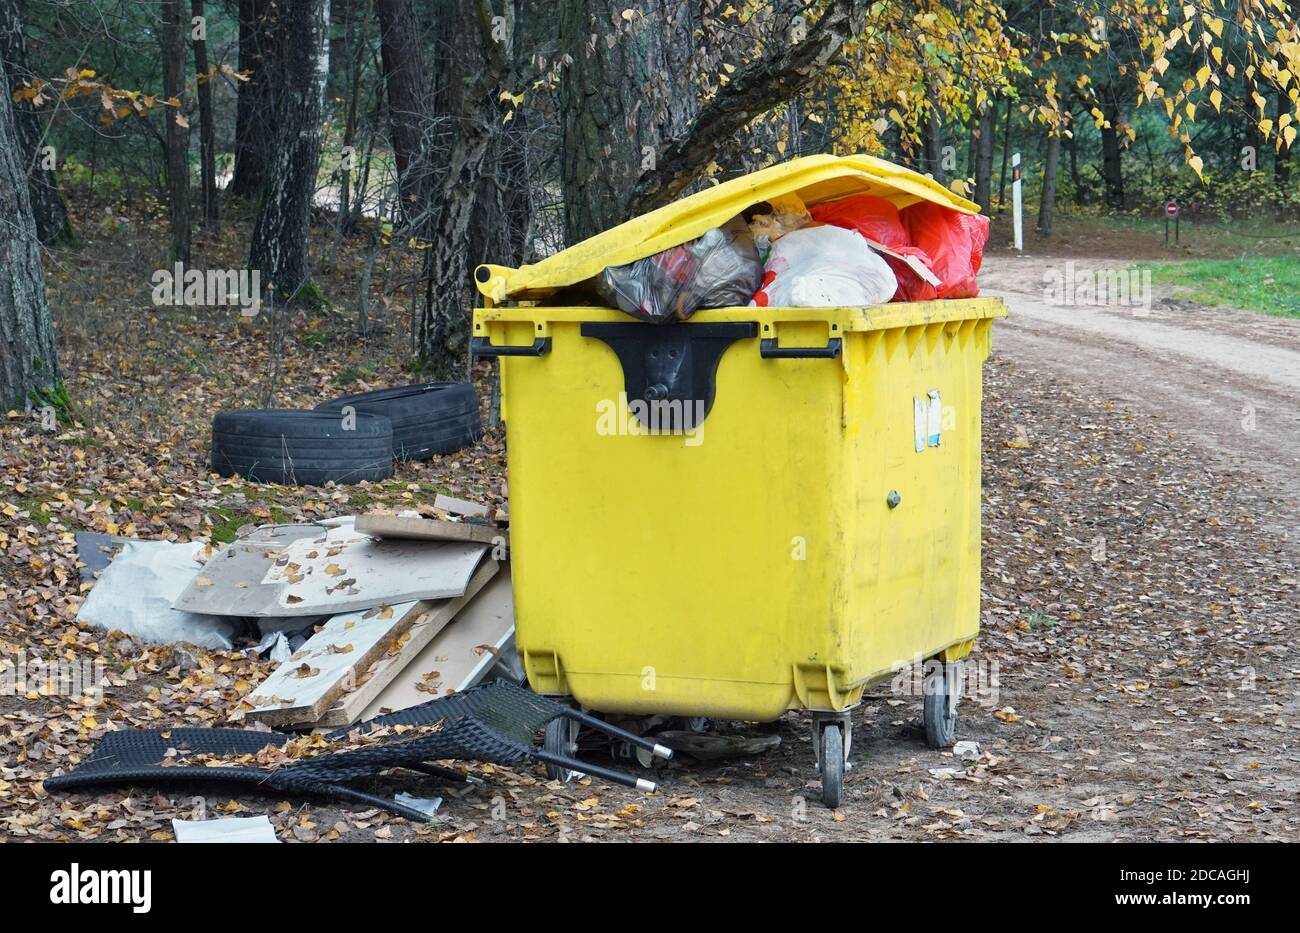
[249,0,330,304]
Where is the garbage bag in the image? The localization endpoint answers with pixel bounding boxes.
[901,201,990,299]
[596,217,763,323]
[750,225,897,308]
[810,194,939,302]
[746,192,813,250]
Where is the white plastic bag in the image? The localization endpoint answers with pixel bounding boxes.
[750,225,897,308]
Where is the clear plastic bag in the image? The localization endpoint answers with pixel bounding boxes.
[750,225,897,308]
[596,217,763,323]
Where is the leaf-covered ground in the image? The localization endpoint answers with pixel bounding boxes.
[2,200,1296,842]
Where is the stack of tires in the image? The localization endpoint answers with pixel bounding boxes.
[211,383,482,486]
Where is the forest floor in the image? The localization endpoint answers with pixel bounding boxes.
[1,197,1297,842]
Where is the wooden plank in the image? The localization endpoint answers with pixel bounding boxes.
[241,558,498,727]
[175,525,486,617]
[241,599,425,726]
[348,567,515,723]
[304,558,501,729]
[432,494,489,517]
[355,513,501,546]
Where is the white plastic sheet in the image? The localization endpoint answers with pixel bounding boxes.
[172,815,279,843]
[76,540,237,649]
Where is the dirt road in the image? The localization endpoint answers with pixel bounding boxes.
[981,254,1300,521]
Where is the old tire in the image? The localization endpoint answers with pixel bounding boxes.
[316,382,481,460]
[211,409,393,486]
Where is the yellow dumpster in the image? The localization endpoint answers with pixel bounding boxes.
[472,154,1006,806]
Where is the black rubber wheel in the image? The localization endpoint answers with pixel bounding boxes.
[316,382,481,460]
[923,662,959,748]
[543,717,583,783]
[211,409,393,486]
[820,723,844,808]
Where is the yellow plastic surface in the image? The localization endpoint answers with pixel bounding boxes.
[474,153,979,303]
[476,300,1005,720]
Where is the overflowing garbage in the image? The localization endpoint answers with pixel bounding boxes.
[591,183,989,321]
[596,216,763,323]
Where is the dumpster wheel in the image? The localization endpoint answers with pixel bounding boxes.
[923,661,960,749]
[819,724,845,808]
[544,717,583,783]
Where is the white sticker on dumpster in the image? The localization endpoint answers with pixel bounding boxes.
[913,396,926,452]
[927,389,942,447]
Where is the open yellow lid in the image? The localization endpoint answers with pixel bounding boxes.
[474,153,978,302]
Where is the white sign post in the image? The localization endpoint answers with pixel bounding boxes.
[1011,151,1023,251]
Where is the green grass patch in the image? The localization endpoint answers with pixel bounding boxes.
[58,435,97,448]
[207,505,292,543]
[332,364,377,387]
[1021,610,1059,631]
[15,497,53,528]
[1136,257,1300,318]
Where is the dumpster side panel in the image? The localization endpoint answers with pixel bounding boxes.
[834,318,991,695]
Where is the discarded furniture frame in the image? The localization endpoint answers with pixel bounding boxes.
[45,682,671,821]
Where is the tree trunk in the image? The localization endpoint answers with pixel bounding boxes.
[559,0,866,243]
[191,0,217,224]
[330,0,367,266]
[1037,129,1061,237]
[922,94,947,185]
[0,53,59,408]
[231,0,273,198]
[1067,127,1082,204]
[0,0,72,245]
[1276,84,1292,189]
[160,0,191,263]
[996,96,1012,209]
[416,0,509,373]
[376,0,431,230]
[249,0,330,304]
[558,0,695,244]
[1099,97,1123,209]
[440,0,530,271]
[972,101,994,213]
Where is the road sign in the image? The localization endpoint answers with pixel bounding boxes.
[1165,199,1179,217]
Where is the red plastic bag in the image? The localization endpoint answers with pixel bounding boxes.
[901,202,990,299]
[811,195,909,247]
[809,195,938,302]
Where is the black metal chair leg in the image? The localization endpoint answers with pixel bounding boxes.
[323,784,438,823]
[404,762,485,785]
[532,749,657,793]
[562,708,673,760]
